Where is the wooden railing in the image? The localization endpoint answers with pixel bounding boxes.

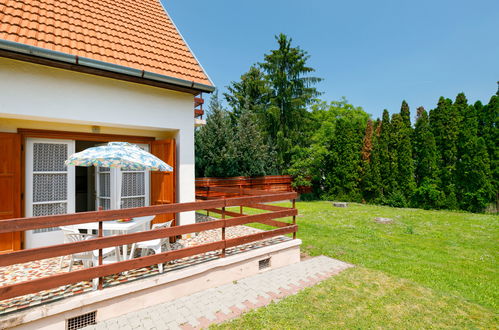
[0,190,297,302]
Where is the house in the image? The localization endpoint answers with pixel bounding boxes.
[0,0,215,252]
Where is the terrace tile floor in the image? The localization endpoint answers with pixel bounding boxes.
[0,214,289,316]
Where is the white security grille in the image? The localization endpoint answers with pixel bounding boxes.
[33,173,68,202]
[122,172,145,196]
[121,197,145,209]
[66,311,96,330]
[33,143,67,171]
[33,203,67,217]
[31,142,71,234]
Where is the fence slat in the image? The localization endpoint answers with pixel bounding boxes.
[225,225,297,248]
[244,203,291,212]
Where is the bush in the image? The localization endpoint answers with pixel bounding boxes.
[412,182,444,210]
[383,190,408,208]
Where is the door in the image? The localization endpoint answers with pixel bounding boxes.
[25,138,75,249]
[96,144,150,211]
[151,139,176,225]
[0,133,21,252]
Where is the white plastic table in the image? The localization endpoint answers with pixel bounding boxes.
[72,215,155,260]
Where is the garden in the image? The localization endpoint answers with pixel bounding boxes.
[214,202,498,328]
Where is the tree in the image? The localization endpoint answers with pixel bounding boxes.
[288,99,368,201]
[400,100,411,128]
[477,93,499,209]
[413,107,438,185]
[430,96,460,209]
[412,106,443,209]
[395,118,416,201]
[396,102,416,199]
[195,93,238,178]
[233,111,276,176]
[260,33,322,172]
[360,119,383,201]
[456,102,494,212]
[377,110,392,198]
[224,66,270,124]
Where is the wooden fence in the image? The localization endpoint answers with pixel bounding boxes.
[196,175,293,200]
[0,189,297,302]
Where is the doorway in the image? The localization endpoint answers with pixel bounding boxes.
[75,141,98,212]
[25,138,151,249]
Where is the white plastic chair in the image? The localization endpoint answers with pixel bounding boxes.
[131,220,173,273]
[59,226,119,271]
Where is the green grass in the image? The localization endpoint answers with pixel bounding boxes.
[212,202,498,329]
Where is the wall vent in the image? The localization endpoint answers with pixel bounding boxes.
[259,257,271,270]
[67,311,96,330]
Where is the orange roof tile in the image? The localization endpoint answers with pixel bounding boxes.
[0,0,213,87]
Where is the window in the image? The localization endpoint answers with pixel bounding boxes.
[96,144,150,210]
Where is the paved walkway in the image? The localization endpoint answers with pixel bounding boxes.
[84,256,353,330]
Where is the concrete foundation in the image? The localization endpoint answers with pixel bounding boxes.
[1,239,301,329]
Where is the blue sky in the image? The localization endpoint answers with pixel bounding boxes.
[163,0,499,120]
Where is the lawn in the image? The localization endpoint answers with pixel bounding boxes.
[213,201,498,329]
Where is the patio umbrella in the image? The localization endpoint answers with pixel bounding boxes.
[65,142,172,211]
[65,142,173,172]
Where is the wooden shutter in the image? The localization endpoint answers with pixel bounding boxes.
[150,139,176,225]
[0,133,21,252]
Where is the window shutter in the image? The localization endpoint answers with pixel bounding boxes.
[150,139,176,225]
[0,133,22,251]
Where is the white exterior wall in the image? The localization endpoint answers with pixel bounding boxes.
[0,57,197,225]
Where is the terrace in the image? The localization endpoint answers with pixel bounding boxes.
[0,188,299,329]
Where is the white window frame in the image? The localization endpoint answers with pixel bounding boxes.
[95,143,150,210]
[25,138,75,249]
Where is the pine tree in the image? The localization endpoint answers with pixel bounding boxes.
[400,100,411,128]
[359,119,373,199]
[478,93,499,209]
[360,119,382,201]
[430,96,459,209]
[195,93,239,178]
[412,106,443,209]
[413,107,438,185]
[260,33,322,172]
[361,119,374,162]
[456,102,494,212]
[397,102,415,198]
[386,113,406,206]
[233,112,275,176]
[369,119,384,201]
[224,66,270,124]
[378,110,392,198]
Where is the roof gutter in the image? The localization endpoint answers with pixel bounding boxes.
[0,39,216,93]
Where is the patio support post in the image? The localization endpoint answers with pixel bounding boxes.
[239,184,243,214]
[207,187,210,217]
[292,199,296,239]
[98,207,103,290]
[221,205,226,258]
